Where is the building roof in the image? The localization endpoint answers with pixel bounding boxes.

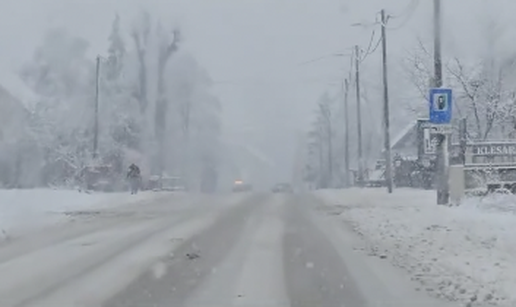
[380,120,419,154]
[391,120,418,149]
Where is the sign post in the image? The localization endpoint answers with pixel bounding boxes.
[429,88,452,205]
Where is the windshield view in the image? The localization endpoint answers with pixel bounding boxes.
[0,0,513,306]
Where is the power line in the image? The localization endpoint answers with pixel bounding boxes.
[360,30,377,61]
[297,52,353,66]
[386,0,420,30]
[360,36,382,63]
[389,0,420,19]
[211,51,352,85]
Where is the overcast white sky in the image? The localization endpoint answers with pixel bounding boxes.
[1,0,516,181]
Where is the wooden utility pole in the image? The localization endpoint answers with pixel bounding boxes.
[343,79,350,187]
[327,108,333,187]
[93,56,100,159]
[381,9,393,193]
[354,45,364,185]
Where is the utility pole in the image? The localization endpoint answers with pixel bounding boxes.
[433,0,449,205]
[93,55,100,159]
[433,0,443,88]
[328,116,333,188]
[318,125,324,188]
[343,79,350,187]
[381,9,393,193]
[354,45,364,186]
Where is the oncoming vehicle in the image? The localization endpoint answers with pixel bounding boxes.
[232,179,252,192]
[272,183,293,193]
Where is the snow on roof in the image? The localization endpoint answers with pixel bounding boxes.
[390,120,418,149]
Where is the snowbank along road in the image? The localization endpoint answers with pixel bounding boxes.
[317,188,516,307]
[0,191,458,307]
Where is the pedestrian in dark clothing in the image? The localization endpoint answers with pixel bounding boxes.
[127,163,141,194]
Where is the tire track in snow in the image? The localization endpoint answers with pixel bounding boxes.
[0,194,255,306]
[0,193,228,266]
[231,194,289,307]
[102,194,268,307]
[181,196,268,307]
[0,196,193,264]
[20,205,239,307]
[0,213,190,307]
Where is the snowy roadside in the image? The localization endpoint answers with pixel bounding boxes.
[0,189,172,239]
[315,188,516,307]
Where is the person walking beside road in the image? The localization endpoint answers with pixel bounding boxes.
[127,163,141,194]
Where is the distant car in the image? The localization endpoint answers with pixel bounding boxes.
[272,183,293,193]
[232,180,252,192]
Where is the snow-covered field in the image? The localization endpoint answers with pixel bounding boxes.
[0,189,164,237]
[316,188,516,307]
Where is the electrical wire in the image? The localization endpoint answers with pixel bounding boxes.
[360,36,382,63]
[386,0,420,30]
[360,30,377,60]
[212,51,353,86]
[297,52,353,66]
[388,0,420,19]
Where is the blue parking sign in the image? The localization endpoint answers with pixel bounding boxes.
[429,88,452,124]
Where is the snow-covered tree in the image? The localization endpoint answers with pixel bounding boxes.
[163,53,222,189]
[402,18,516,141]
[154,25,181,173]
[13,11,223,189]
[98,14,141,176]
[20,27,95,185]
[446,56,516,140]
[305,92,336,188]
[131,10,151,115]
[106,14,126,82]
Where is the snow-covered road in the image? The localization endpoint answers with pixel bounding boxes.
[316,188,516,307]
[0,190,456,307]
[0,189,175,237]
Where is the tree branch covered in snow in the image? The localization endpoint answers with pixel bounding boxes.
[402,28,516,141]
[1,11,222,189]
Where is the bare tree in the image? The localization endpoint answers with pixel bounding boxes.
[446,57,516,140]
[179,82,192,139]
[305,93,335,188]
[400,38,435,115]
[131,11,151,115]
[154,26,181,173]
[306,122,324,187]
[318,98,333,185]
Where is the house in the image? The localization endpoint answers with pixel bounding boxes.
[381,120,420,159]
